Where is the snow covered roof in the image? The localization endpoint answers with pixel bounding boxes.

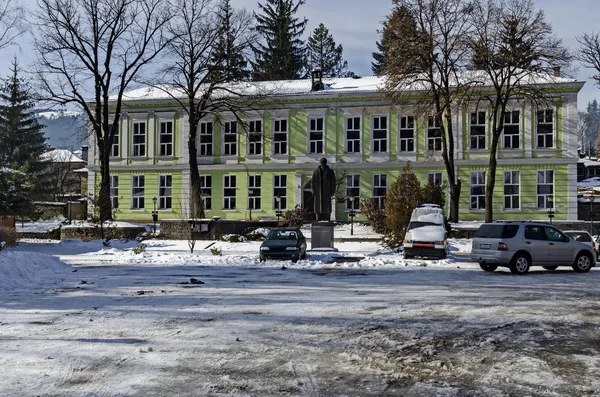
[116,71,581,103]
[41,149,85,163]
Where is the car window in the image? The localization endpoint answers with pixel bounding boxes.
[565,232,591,242]
[524,225,547,240]
[545,227,566,242]
[475,224,519,238]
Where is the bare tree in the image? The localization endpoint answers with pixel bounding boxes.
[382,0,474,223]
[578,32,600,88]
[156,0,255,218]
[32,0,173,222]
[0,0,26,50]
[468,0,572,222]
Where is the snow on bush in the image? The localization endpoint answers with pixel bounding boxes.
[0,252,73,292]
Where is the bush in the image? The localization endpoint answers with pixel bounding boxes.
[0,227,17,248]
[283,205,311,227]
[132,244,146,255]
[245,229,266,241]
[359,198,387,234]
[210,246,222,256]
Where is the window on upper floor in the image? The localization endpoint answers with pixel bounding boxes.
[372,116,388,153]
[159,121,173,156]
[248,175,261,210]
[132,121,146,157]
[110,128,120,157]
[470,111,486,150]
[373,173,387,210]
[427,116,442,151]
[345,117,361,153]
[131,175,145,209]
[308,117,324,154]
[223,175,236,210]
[428,172,443,187]
[199,121,213,156]
[273,119,288,155]
[248,120,262,155]
[470,171,485,210]
[273,174,287,210]
[110,175,119,209]
[345,174,360,210]
[537,109,554,149]
[504,171,520,210]
[200,175,212,211]
[537,170,554,209]
[503,111,520,149]
[223,121,237,156]
[399,116,415,152]
[158,175,172,210]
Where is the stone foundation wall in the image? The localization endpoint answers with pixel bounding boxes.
[159,219,279,240]
[61,225,146,241]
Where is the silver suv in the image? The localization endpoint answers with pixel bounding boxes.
[471,222,596,275]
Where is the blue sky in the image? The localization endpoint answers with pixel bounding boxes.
[3,0,598,109]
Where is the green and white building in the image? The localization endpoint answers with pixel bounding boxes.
[88,74,584,222]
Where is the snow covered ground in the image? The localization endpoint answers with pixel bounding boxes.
[2,224,600,396]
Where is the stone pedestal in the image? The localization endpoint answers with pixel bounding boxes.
[311,221,335,250]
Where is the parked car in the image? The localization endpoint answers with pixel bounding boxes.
[471,222,596,275]
[259,228,307,263]
[563,230,597,254]
[403,204,447,259]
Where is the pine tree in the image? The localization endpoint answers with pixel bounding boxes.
[0,60,49,217]
[372,5,417,76]
[252,0,307,81]
[211,0,250,82]
[305,23,348,78]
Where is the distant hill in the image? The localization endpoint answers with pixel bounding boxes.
[37,110,88,149]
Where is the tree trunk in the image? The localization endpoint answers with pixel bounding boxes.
[449,179,461,223]
[485,135,500,223]
[188,117,205,219]
[98,149,113,222]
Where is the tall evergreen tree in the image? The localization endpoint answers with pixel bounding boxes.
[305,23,348,78]
[252,0,307,81]
[372,5,416,76]
[211,0,250,82]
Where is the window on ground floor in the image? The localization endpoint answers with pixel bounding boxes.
[470,171,485,210]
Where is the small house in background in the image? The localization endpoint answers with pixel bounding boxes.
[577,158,600,182]
[41,148,88,201]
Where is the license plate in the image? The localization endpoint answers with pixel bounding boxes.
[480,244,491,249]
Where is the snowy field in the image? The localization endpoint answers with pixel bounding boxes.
[2,223,600,396]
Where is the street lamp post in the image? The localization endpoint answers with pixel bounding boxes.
[275,196,282,226]
[547,208,555,225]
[152,197,158,235]
[590,194,596,235]
[349,196,357,236]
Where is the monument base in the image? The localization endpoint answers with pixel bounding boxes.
[311,221,335,250]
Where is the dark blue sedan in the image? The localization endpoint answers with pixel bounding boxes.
[259,228,307,263]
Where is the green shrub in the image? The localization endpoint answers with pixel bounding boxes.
[132,244,146,254]
[210,246,222,256]
[0,227,17,248]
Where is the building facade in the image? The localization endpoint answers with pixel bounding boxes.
[88,75,584,222]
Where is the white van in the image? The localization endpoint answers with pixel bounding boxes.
[403,204,448,259]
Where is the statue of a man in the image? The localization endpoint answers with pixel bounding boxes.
[312,158,336,221]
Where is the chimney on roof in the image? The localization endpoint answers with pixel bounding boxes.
[81,145,88,162]
[553,66,561,77]
[311,68,324,92]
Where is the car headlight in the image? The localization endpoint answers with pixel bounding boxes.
[260,247,270,251]
[285,247,299,251]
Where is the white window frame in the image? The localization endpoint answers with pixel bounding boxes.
[373,173,387,209]
[158,120,174,156]
[248,175,261,210]
[110,128,120,157]
[345,116,361,153]
[109,175,119,209]
[399,115,415,152]
[372,116,388,153]
[273,119,288,155]
[158,175,172,210]
[132,121,146,157]
[223,175,236,210]
[199,121,213,156]
[470,171,485,210]
[273,174,287,210]
[345,174,360,211]
[308,117,324,154]
[502,110,520,149]
[247,120,263,155]
[428,172,443,187]
[131,175,145,210]
[536,109,555,149]
[470,111,486,150]
[200,175,212,210]
[427,116,442,152]
[504,170,520,210]
[223,121,238,156]
[537,170,554,209]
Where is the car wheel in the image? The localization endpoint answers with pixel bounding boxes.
[404,252,413,259]
[259,256,265,262]
[479,263,498,272]
[292,256,299,264]
[573,253,593,273]
[510,254,530,275]
[439,251,447,260]
[301,250,307,260]
[542,266,558,271]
